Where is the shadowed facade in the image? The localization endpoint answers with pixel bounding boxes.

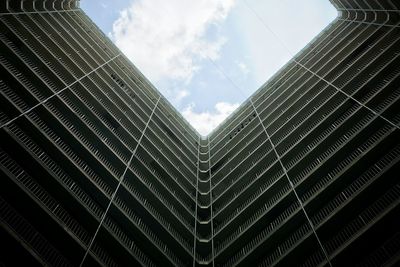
[0,0,400,266]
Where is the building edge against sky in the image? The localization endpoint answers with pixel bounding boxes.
[0,0,400,266]
[80,0,338,136]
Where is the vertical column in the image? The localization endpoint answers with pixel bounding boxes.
[193,136,201,267]
[207,137,215,267]
[194,138,214,266]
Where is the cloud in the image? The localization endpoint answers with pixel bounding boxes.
[174,89,190,103]
[182,102,240,135]
[112,0,235,84]
[236,61,250,76]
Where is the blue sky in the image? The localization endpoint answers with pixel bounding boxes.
[81,0,337,135]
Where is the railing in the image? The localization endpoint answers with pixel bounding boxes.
[310,143,400,227]
[211,18,360,157]
[213,169,284,234]
[3,122,158,266]
[215,183,292,254]
[117,176,194,253]
[0,143,117,266]
[26,110,115,196]
[0,195,73,267]
[221,202,301,267]
[133,153,196,213]
[324,184,400,256]
[259,223,312,267]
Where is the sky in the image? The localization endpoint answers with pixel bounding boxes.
[81,0,337,136]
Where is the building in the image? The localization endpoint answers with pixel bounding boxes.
[0,0,399,266]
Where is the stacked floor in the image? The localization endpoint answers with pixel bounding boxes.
[0,0,399,266]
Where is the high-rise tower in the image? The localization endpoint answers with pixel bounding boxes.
[0,0,399,266]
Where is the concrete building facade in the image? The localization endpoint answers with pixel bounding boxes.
[0,0,399,266]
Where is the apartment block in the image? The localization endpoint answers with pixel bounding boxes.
[0,0,399,266]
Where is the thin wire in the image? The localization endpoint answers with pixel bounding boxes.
[80,96,161,267]
[208,56,333,266]
[0,54,121,130]
[241,0,400,131]
[251,101,333,267]
[207,1,399,264]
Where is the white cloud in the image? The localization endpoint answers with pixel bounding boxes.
[236,61,250,76]
[174,89,190,103]
[112,0,235,84]
[182,102,240,135]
